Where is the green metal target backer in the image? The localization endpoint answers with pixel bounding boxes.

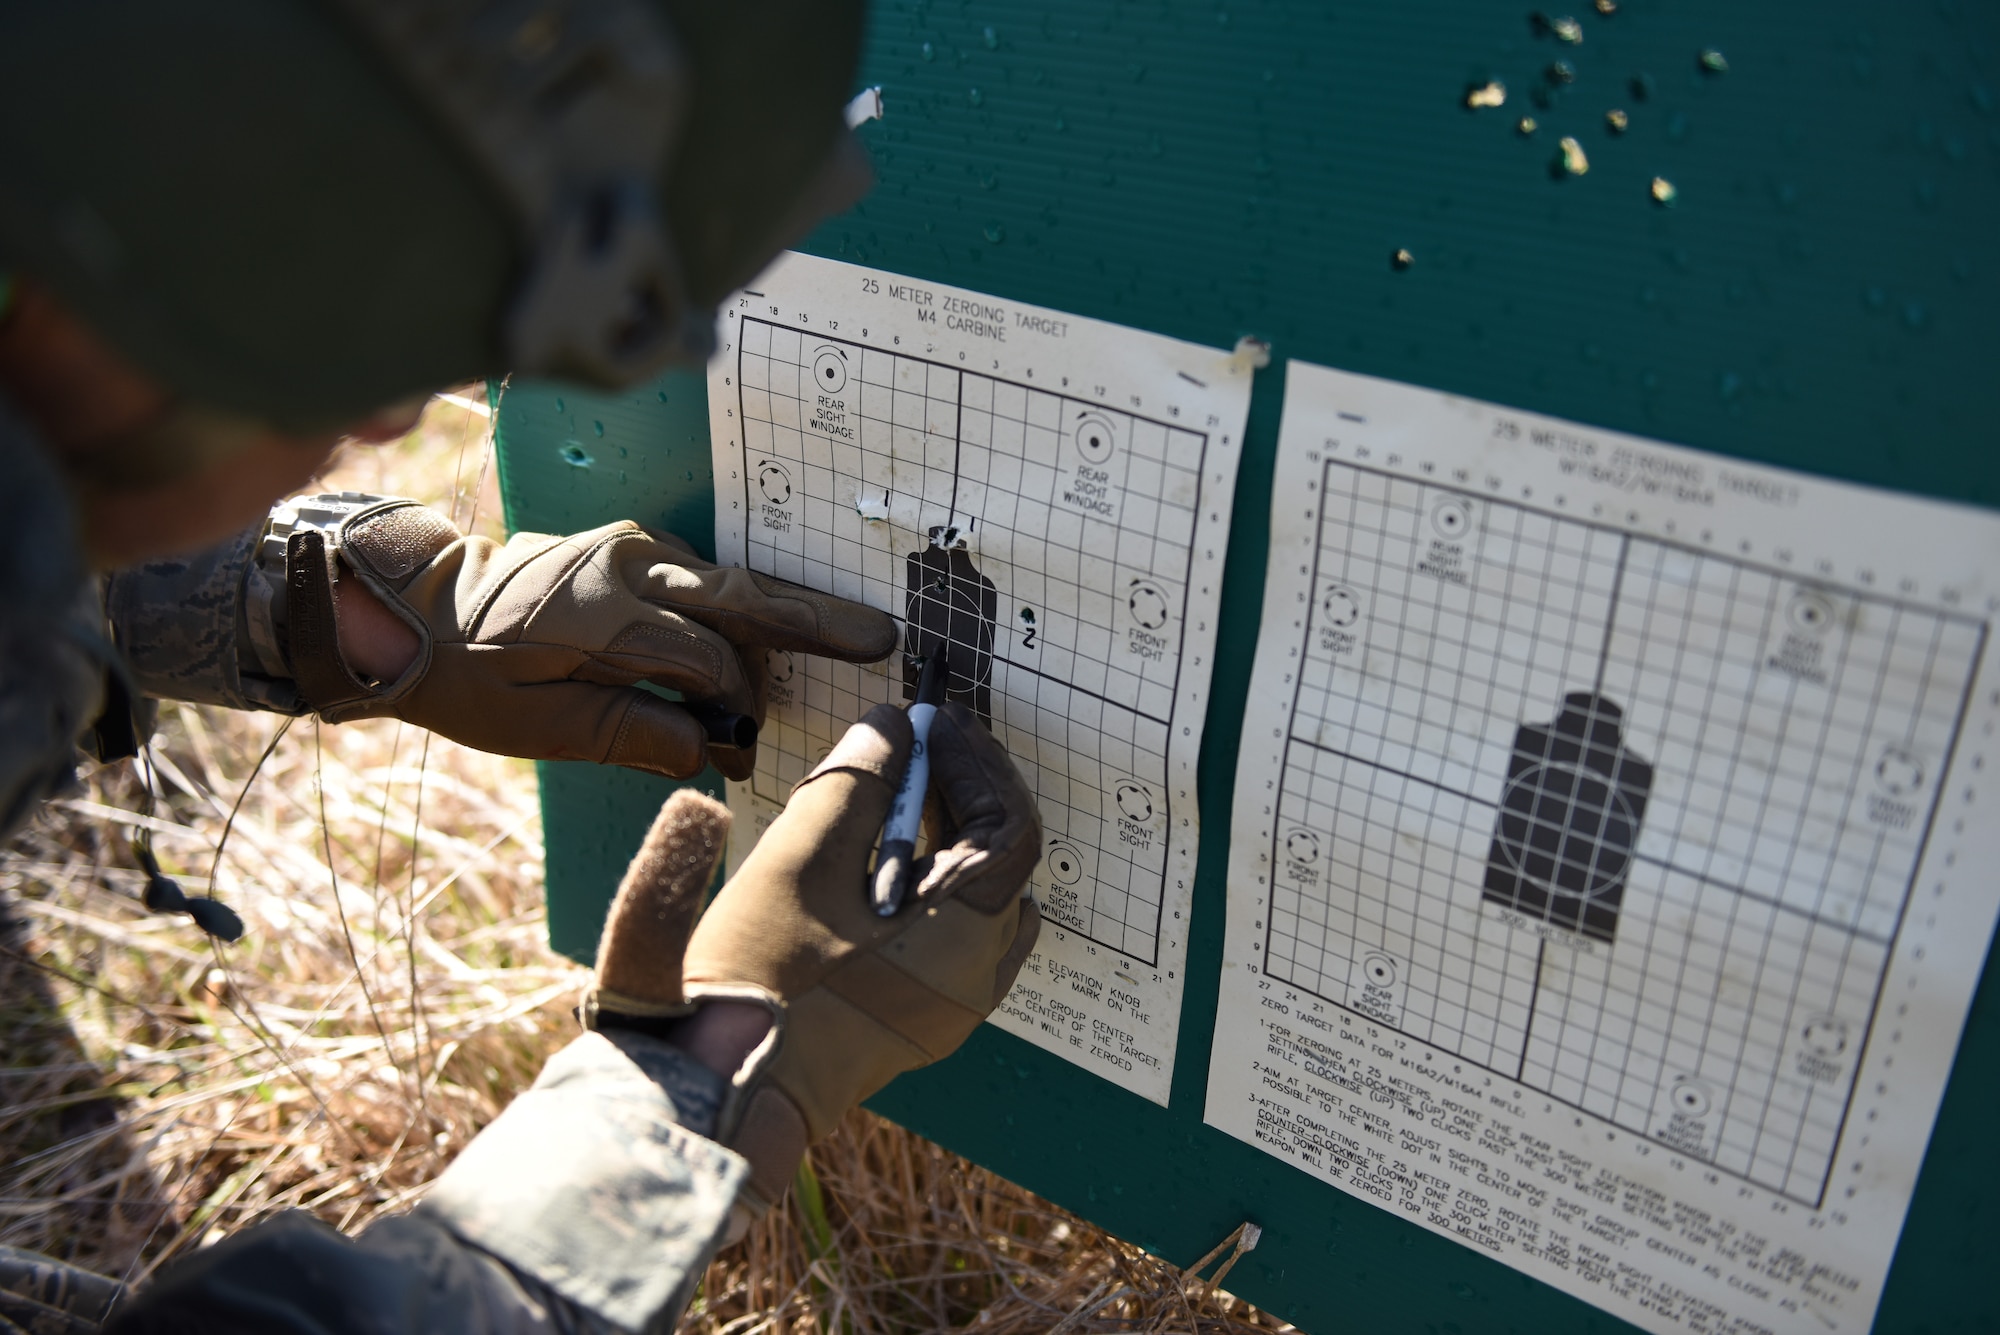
[496,2,2000,1329]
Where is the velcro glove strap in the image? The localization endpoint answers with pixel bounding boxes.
[269,494,448,722]
[284,529,383,719]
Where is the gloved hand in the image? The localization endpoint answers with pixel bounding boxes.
[587,701,1042,1224]
[282,499,896,780]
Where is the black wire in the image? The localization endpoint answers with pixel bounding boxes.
[131,744,242,942]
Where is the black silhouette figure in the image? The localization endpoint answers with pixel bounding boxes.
[903,530,996,725]
[1483,692,1652,943]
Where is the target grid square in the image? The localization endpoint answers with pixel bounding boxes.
[734,318,1214,965]
[1264,459,1985,1205]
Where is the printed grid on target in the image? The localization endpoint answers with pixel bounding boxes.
[733,317,1213,965]
[1262,459,1984,1205]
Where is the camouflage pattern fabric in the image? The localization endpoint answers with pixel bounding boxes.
[97,1212,594,1335]
[0,1247,121,1335]
[100,1032,742,1335]
[416,1030,746,1333]
[103,523,305,716]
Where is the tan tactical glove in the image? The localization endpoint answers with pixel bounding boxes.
[588,701,1042,1222]
[281,498,896,780]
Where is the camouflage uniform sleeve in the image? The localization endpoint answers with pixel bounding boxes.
[102,521,306,715]
[103,1032,746,1335]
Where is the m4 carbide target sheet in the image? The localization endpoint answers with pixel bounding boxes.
[710,252,1252,1103]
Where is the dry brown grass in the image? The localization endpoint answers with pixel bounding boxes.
[0,395,1295,1333]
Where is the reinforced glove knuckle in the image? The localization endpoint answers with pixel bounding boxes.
[340,501,459,584]
[798,702,911,793]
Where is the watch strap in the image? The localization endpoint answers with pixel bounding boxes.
[245,491,396,680]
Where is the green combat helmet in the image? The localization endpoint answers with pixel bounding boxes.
[0,0,871,490]
[0,0,872,876]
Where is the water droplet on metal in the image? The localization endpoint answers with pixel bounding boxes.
[981,171,998,190]
[1391,248,1415,270]
[983,223,1006,243]
[1903,301,1929,330]
[592,420,605,436]
[553,396,566,412]
[1517,115,1540,135]
[1594,0,1617,12]
[1547,60,1576,84]
[657,390,669,403]
[1699,48,1729,74]
[1650,176,1678,205]
[982,25,998,49]
[1606,108,1630,133]
[1630,73,1655,101]
[968,87,983,106]
[1550,15,1584,43]
[1466,80,1508,109]
[921,41,935,61]
[559,442,592,467]
[1558,136,1590,174]
[1054,116,1067,131]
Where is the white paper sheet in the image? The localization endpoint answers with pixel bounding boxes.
[1206,360,2000,1332]
[709,253,1252,1103]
